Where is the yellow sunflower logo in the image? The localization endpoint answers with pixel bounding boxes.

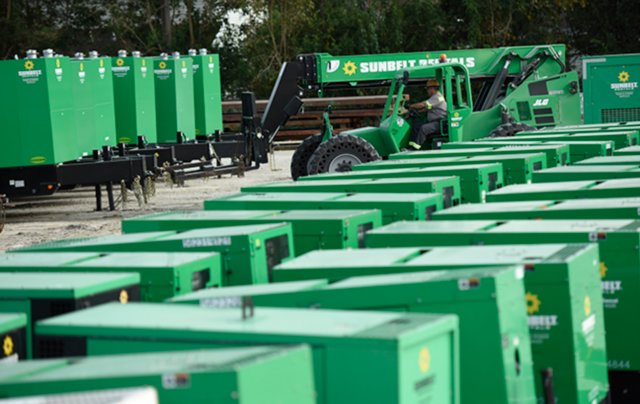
[79,63,84,71]
[119,289,129,304]
[619,71,630,83]
[418,347,431,373]
[159,61,167,69]
[343,61,357,76]
[116,58,124,66]
[24,60,34,70]
[526,292,541,314]
[3,335,13,356]
[584,295,591,316]
[599,262,608,278]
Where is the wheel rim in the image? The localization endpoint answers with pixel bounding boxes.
[328,153,362,172]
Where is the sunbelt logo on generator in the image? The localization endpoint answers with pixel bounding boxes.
[610,69,637,98]
[599,261,622,309]
[327,56,476,76]
[526,292,558,332]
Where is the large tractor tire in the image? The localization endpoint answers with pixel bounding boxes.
[307,134,381,175]
[290,134,322,180]
[489,122,535,138]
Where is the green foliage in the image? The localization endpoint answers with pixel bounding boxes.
[0,0,638,98]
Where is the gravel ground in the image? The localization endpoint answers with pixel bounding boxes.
[0,150,294,251]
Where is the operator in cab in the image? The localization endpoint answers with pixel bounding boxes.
[407,79,447,150]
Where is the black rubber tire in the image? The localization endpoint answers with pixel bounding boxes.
[489,122,535,138]
[290,134,322,180]
[307,134,381,175]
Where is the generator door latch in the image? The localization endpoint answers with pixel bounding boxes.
[242,296,255,320]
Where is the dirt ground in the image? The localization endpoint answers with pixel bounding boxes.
[0,150,294,252]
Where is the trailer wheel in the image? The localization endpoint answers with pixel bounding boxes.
[307,134,380,175]
[290,134,322,180]
[489,122,535,137]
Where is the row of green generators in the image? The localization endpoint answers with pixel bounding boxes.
[121,210,383,254]
[15,224,294,286]
[0,346,317,403]
[442,140,614,162]
[203,192,443,224]
[299,164,503,203]
[31,303,459,404]
[353,153,546,185]
[487,179,640,202]
[0,49,223,170]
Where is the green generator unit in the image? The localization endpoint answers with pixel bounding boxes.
[486,179,640,202]
[0,251,220,303]
[17,224,294,286]
[532,165,640,182]
[505,130,639,149]
[0,53,79,195]
[203,192,442,224]
[432,198,640,220]
[576,155,640,166]
[614,145,640,156]
[203,266,533,404]
[389,144,570,167]
[442,140,613,162]
[583,54,640,124]
[0,346,316,403]
[111,51,157,144]
[365,219,640,386]
[121,210,382,255]
[189,49,223,136]
[70,55,116,155]
[354,153,546,185]
[242,176,462,208]
[0,271,140,359]
[0,314,27,361]
[153,54,196,142]
[298,164,504,203]
[35,303,459,404]
[272,245,607,404]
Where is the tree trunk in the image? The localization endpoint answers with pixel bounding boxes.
[162,0,172,47]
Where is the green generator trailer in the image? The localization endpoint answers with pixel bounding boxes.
[0,314,27,361]
[271,244,607,404]
[0,271,139,359]
[16,224,294,286]
[170,266,533,404]
[486,179,640,202]
[188,49,223,136]
[111,51,157,144]
[70,55,116,156]
[242,176,462,208]
[0,251,220,303]
[153,54,196,143]
[203,192,443,224]
[582,54,640,124]
[35,303,459,404]
[0,347,316,403]
[432,198,640,220]
[532,165,640,182]
[365,220,640,384]
[121,210,382,254]
[353,153,546,185]
[614,145,640,155]
[389,144,570,167]
[282,45,580,178]
[442,140,613,162]
[298,163,503,203]
[505,131,639,149]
